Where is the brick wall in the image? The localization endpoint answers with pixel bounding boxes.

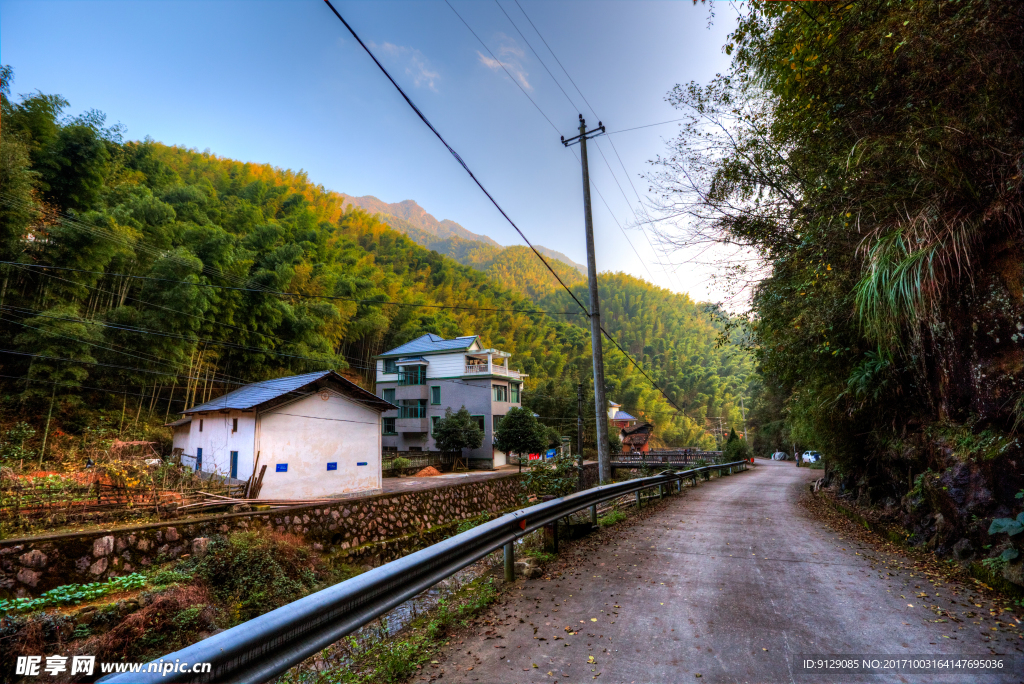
[1,474,524,598]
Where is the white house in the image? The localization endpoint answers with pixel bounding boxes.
[168,370,396,500]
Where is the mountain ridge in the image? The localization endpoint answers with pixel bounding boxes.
[339,193,588,276]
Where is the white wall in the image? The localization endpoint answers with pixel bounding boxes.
[426,353,467,378]
[178,412,257,481]
[255,390,382,500]
[171,424,191,454]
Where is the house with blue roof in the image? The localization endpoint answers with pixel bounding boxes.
[374,334,528,468]
[168,370,395,499]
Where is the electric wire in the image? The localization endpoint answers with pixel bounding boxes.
[321,0,591,317]
[0,261,581,316]
[492,0,579,112]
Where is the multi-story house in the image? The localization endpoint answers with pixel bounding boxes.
[375,334,527,469]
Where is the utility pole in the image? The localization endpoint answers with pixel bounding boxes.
[563,115,611,483]
[577,382,585,491]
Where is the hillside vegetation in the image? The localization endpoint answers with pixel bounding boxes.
[653,1,1024,579]
[0,70,751,460]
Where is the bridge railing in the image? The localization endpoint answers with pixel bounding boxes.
[102,460,750,684]
[613,451,722,465]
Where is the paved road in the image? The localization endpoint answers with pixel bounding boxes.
[434,460,1022,683]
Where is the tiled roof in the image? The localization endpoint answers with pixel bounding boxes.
[183,371,392,414]
[165,417,192,428]
[613,410,637,421]
[396,356,428,364]
[378,333,479,357]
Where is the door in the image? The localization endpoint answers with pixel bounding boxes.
[230,451,238,479]
[196,448,203,472]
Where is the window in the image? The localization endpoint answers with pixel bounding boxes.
[382,388,395,403]
[382,417,397,435]
[398,367,426,385]
[199,419,204,432]
[492,384,508,402]
[493,414,503,433]
[431,415,440,434]
[196,448,202,471]
[230,451,238,479]
[398,400,427,418]
[430,385,441,405]
[232,418,238,433]
[471,415,486,434]
[383,446,398,454]
[511,383,520,403]
[383,358,398,374]
[408,446,422,452]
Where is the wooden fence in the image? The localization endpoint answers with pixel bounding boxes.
[0,479,246,529]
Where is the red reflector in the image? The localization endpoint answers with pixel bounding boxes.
[518,519,526,530]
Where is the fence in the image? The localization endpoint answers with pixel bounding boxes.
[613,450,723,465]
[101,459,749,684]
[0,478,246,530]
[381,451,445,472]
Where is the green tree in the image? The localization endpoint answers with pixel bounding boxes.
[433,406,483,469]
[493,406,545,459]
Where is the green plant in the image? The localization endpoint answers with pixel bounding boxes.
[376,639,424,683]
[597,509,627,527]
[152,570,191,586]
[182,531,324,623]
[455,511,492,535]
[390,457,412,472]
[522,549,555,563]
[0,573,147,614]
[521,454,578,497]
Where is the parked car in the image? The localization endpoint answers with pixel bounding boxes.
[771,451,789,461]
[802,451,822,463]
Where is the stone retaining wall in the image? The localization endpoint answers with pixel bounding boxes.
[1,474,523,598]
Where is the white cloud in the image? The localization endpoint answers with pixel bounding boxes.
[476,33,531,90]
[369,41,440,91]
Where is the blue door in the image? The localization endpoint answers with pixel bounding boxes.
[230,451,238,479]
[196,448,203,472]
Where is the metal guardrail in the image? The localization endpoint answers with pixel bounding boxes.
[102,460,750,683]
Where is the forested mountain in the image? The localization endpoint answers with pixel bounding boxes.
[0,71,750,450]
[340,193,588,276]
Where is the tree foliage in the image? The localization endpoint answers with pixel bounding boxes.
[655,1,1024,529]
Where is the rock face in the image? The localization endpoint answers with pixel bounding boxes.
[93,536,114,558]
[1,474,525,596]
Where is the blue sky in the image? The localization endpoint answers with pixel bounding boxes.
[1,0,736,301]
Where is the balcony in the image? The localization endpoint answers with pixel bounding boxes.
[398,370,426,386]
[398,404,427,418]
[395,383,429,401]
[464,364,522,379]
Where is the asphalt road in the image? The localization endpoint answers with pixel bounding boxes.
[432,460,1023,684]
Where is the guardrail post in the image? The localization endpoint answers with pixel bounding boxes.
[658,484,664,499]
[635,490,641,508]
[504,541,515,582]
[675,479,680,493]
[590,504,597,526]
[544,520,559,553]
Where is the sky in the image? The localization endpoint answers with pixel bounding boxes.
[1,0,738,302]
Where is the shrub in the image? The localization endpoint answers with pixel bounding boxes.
[390,457,412,473]
[597,510,627,527]
[182,531,324,622]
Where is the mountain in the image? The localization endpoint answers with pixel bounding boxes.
[339,194,588,276]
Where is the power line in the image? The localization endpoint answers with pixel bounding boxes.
[445,0,562,135]
[0,261,581,316]
[512,0,599,120]
[0,348,246,384]
[492,0,579,112]
[321,0,591,317]
[604,118,687,136]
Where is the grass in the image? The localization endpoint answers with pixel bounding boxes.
[0,573,147,614]
[278,577,500,684]
[597,509,628,527]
